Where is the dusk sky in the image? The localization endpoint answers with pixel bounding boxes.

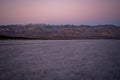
[0,0,120,25]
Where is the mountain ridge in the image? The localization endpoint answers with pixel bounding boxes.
[0,24,120,39]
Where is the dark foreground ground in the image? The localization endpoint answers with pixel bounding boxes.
[0,40,120,80]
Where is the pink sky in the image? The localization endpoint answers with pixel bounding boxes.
[0,0,120,25]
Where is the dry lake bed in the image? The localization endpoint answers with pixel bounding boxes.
[0,40,120,80]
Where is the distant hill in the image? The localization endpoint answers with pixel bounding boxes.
[0,24,120,39]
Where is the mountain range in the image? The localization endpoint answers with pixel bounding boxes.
[0,24,120,40]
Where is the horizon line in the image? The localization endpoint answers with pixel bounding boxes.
[0,23,120,26]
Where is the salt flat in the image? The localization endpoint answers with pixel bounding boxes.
[0,40,120,80]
